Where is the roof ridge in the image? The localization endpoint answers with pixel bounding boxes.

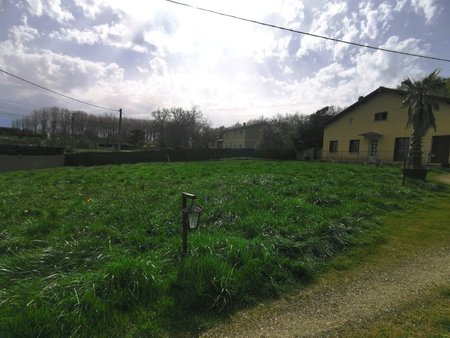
[324,86,450,127]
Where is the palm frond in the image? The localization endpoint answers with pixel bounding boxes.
[401,69,445,167]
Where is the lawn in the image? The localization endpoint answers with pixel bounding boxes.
[0,160,442,337]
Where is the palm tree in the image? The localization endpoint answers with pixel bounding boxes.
[401,70,446,169]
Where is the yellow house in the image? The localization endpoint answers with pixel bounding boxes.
[223,122,265,149]
[323,87,450,165]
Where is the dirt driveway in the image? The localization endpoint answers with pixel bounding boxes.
[202,176,450,337]
[202,248,449,337]
[436,173,450,185]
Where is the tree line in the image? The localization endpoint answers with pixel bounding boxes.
[151,106,219,149]
[11,107,155,149]
[256,106,342,158]
[11,106,219,150]
[10,103,342,154]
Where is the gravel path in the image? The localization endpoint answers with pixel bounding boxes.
[203,247,449,337]
[203,177,450,337]
[436,173,450,185]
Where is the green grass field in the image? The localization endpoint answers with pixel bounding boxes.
[0,160,444,337]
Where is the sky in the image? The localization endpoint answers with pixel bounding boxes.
[0,0,449,128]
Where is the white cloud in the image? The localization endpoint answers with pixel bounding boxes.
[332,14,359,60]
[350,35,424,90]
[9,23,40,48]
[50,24,147,53]
[24,0,73,23]
[410,0,438,24]
[0,23,124,106]
[142,10,293,71]
[277,0,305,28]
[2,46,124,91]
[136,66,149,74]
[73,0,104,19]
[149,57,168,76]
[0,21,39,61]
[359,2,393,40]
[296,1,348,58]
[394,0,408,11]
[50,27,97,45]
[283,66,293,75]
[253,33,427,123]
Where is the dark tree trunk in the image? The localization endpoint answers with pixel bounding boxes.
[408,130,423,169]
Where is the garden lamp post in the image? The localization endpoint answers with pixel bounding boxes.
[181,192,202,257]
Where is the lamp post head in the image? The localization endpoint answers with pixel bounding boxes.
[181,192,203,257]
[187,205,203,229]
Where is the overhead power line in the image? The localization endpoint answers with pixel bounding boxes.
[0,104,32,113]
[0,99,42,110]
[0,68,119,112]
[164,0,450,63]
[0,110,31,117]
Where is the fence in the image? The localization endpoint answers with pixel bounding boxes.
[65,148,296,167]
[0,144,64,156]
[322,151,392,162]
[321,150,435,164]
[0,144,65,172]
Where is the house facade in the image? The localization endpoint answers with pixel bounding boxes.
[222,122,265,149]
[322,87,450,165]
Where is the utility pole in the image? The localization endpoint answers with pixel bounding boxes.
[70,112,75,150]
[117,108,122,152]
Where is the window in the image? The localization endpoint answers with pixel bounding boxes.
[374,111,388,121]
[393,137,410,161]
[329,140,338,153]
[349,139,360,153]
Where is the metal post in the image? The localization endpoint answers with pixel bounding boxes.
[182,192,195,257]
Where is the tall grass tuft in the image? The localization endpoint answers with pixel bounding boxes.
[93,255,161,310]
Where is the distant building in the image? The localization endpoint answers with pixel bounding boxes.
[208,138,223,149]
[323,86,450,165]
[222,122,265,149]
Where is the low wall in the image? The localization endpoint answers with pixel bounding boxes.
[0,155,65,172]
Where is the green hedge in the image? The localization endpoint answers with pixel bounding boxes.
[0,144,64,156]
[64,148,296,166]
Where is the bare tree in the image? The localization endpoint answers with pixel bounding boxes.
[151,108,171,148]
[48,106,61,144]
[12,104,210,150]
[34,108,50,139]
